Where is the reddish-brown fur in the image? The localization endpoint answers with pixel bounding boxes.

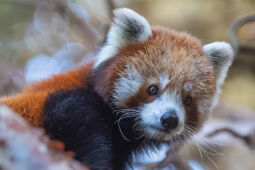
[0,63,93,126]
[93,27,216,130]
[0,27,216,131]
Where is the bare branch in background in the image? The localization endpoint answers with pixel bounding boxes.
[229,13,255,52]
[106,0,115,19]
[40,0,101,51]
[207,127,255,150]
[16,0,106,55]
[65,3,102,50]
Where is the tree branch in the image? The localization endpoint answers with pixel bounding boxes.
[229,13,255,52]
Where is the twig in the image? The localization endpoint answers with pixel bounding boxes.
[106,0,115,19]
[207,127,255,149]
[56,1,101,51]
[229,13,255,51]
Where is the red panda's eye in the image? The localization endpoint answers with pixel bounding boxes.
[147,85,159,96]
[184,95,192,107]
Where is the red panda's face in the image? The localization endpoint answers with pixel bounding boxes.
[93,9,234,142]
[110,29,217,141]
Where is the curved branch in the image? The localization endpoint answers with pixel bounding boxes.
[106,0,115,19]
[207,127,255,149]
[229,13,255,51]
[207,128,244,139]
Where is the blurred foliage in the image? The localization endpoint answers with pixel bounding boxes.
[0,1,33,66]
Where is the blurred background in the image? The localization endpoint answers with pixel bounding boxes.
[0,0,254,169]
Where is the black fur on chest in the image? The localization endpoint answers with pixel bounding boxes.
[43,88,161,170]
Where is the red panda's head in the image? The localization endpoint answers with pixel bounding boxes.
[92,8,234,141]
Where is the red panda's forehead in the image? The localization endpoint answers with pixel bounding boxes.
[111,28,217,109]
[117,28,214,86]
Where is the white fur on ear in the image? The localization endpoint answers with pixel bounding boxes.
[203,42,234,110]
[93,8,152,69]
[203,42,234,87]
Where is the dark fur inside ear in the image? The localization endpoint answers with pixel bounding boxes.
[203,42,234,85]
[208,50,227,72]
[110,8,152,44]
[93,8,152,69]
[115,15,145,43]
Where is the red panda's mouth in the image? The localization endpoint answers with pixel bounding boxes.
[150,125,171,133]
[141,122,186,141]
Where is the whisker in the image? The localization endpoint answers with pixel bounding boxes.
[194,141,204,160]
[113,107,142,142]
[199,144,219,170]
[185,120,201,125]
[183,124,223,170]
[185,125,224,156]
[117,120,130,141]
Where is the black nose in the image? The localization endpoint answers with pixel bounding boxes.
[160,109,179,130]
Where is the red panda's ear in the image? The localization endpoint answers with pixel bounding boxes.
[203,42,234,87]
[93,8,152,69]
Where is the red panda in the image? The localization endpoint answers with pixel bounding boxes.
[0,8,234,170]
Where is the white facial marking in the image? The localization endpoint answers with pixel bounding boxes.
[184,82,193,92]
[93,8,152,69]
[140,91,185,139]
[113,65,144,106]
[159,73,170,89]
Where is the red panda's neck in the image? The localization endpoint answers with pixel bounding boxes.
[91,56,124,105]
